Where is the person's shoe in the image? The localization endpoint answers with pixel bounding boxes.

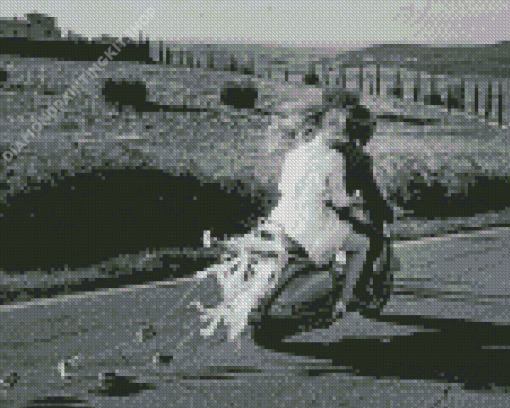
[358,304,383,319]
[332,299,344,321]
[344,299,361,313]
[347,298,384,319]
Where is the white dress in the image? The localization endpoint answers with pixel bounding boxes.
[270,136,353,266]
[194,135,357,341]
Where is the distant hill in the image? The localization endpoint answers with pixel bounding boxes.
[342,42,510,78]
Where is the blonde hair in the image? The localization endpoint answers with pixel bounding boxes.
[286,88,362,143]
[273,88,375,145]
[321,88,375,146]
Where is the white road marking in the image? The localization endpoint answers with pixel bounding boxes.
[392,227,507,248]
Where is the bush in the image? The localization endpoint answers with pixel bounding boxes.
[424,94,444,106]
[102,79,148,109]
[220,82,258,109]
[304,73,320,86]
[388,86,403,98]
[447,85,464,110]
[391,174,510,218]
[380,153,510,219]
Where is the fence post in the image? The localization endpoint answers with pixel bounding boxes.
[474,82,479,115]
[359,63,363,93]
[207,51,214,69]
[447,84,452,112]
[499,81,503,127]
[427,75,442,105]
[440,77,446,106]
[403,68,413,101]
[376,64,381,96]
[379,66,387,96]
[486,80,493,121]
[230,54,237,72]
[460,78,465,111]
[502,80,510,128]
[250,56,255,75]
[414,70,421,102]
[395,67,402,99]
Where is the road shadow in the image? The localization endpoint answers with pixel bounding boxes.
[253,313,510,391]
[26,396,94,408]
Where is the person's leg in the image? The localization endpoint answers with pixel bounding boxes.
[250,239,370,342]
[349,235,392,316]
[330,232,370,318]
[368,237,393,313]
[253,228,370,336]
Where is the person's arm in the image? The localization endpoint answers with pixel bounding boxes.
[324,199,374,236]
[360,183,394,226]
[358,152,394,225]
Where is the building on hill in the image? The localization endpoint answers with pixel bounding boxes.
[0,17,28,38]
[97,34,120,44]
[25,13,62,40]
[65,30,89,42]
[0,13,62,40]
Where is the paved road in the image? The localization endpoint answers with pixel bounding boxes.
[1,228,510,407]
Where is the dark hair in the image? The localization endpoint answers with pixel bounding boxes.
[346,104,374,146]
[321,88,375,146]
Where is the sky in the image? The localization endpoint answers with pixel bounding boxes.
[1,0,510,48]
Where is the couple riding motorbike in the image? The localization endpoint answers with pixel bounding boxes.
[193,89,394,343]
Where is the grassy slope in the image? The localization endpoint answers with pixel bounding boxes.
[1,49,509,297]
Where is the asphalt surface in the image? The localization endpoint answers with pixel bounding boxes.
[1,227,510,407]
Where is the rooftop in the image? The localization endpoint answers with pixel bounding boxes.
[0,18,28,25]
